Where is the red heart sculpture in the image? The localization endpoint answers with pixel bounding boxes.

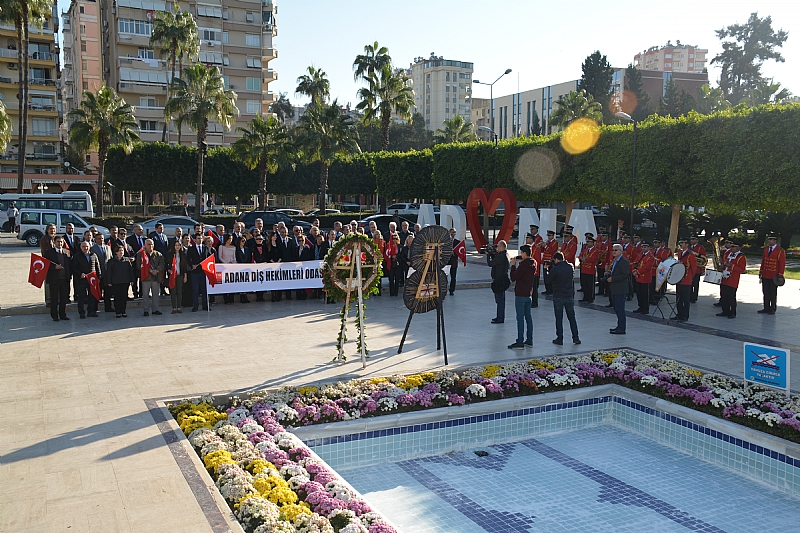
[466,188,518,251]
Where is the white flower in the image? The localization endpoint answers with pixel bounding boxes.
[465,384,486,397]
[378,397,398,411]
[227,407,251,425]
[639,375,659,386]
[326,481,354,502]
[339,520,368,533]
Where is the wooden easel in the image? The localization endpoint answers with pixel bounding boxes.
[333,241,379,369]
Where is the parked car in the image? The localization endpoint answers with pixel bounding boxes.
[275,208,304,217]
[338,203,365,213]
[387,202,419,215]
[16,209,110,247]
[140,216,200,237]
[358,214,415,237]
[157,205,191,217]
[305,208,341,217]
[204,207,239,216]
[237,211,312,233]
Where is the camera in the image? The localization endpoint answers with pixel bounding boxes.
[481,244,498,255]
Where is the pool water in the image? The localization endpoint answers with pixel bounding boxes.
[338,425,800,533]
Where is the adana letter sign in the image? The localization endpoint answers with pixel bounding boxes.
[743,342,791,396]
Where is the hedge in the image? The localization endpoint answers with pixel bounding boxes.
[372,149,434,199]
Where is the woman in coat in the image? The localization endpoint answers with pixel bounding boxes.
[217,234,237,304]
[235,236,251,303]
[249,234,270,302]
[165,238,189,313]
[106,246,134,317]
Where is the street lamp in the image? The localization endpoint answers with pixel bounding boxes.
[615,111,637,234]
[477,126,500,241]
[473,68,512,139]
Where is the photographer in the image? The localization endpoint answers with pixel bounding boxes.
[486,240,510,324]
[508,245,537,349]
[549,252,580,345]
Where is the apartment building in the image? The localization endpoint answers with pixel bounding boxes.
[634,42,708,74]
[471,97,489,140]
[612,68,708,109]
[0,7,62,176]
[489,79,579,139]
[408,53,473,131]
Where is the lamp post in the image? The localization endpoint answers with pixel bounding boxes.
[615,111,637,234]
[474,68,512,140]
[478,125,499,242]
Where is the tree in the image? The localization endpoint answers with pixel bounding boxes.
[624,64,652,122]
[296,100,360,212]
[761,211,800,250]
[712,13,789,105]
[164,64,238,215]
[269,92,294,124]
[657,79,694,118]
[295,66,330,105]
[68,86,140,217]
[355,65,414,150]
[549,90,603,129]
[150,2,199,142]
[578,51,613,123]
[695,84,731,114]
[353,41,392,151]
[232,115,295,209]
[741,79,791,106]
[0,0,50,192]
[529,112,541,136]
[356,112,432,152]
[433,115,477,144]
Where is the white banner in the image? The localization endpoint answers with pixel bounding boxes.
[207,261,324,294]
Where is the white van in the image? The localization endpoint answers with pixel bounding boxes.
[0,192,94,231]
[16,209,110,247]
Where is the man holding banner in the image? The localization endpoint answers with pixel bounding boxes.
[71,241,102,319]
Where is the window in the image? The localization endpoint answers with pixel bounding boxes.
[138,48,154,59]
[201,28,220,42]
[222,8,228,19]
[246,100,260,113]
[82,81,89,90]
[80,41,87,52]
[222,76,230,89]
[198,51,223,65]
[689,63,694,67]
[20,212,39,224]
[445,72,450,81]
[245,33,260,47]
[119,19,152,36]
[80,24,86,34]
[32,118,54,136]
[139,120,159,132]
[42,213,57,226]
[81,59,87,71]
[197,6,222,18]
[222,32,228,44]
[246,57,261,68]
[79,5,84,13]
[246,77,260,91]
[665,53,672,58]
[30,95,53,106]
[223,55,230,66]
[665,62,672,67]
[246,11,254,22]
[62,200,88,212]
[140,96,156,108]
[60,213,86,227]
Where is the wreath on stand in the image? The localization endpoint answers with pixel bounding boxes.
[322,234,382,364]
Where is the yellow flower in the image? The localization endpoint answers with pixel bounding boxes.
[279,502,312,522]
[297,386,319,395]
[254,476,289,496]
[265,486,298,506]
[529,359,555,371]
[369,377,389,385]
[246,460,276,475]
[601,353,618,365]
[204,450,235,472]
[173,402,228,435]
[399,374,425,390]
[481,365,501,378]
[685,368,703,377]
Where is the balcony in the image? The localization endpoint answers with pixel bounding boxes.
[28,103,57,111]
[0,48,17,59]
[29,78,56,87]
[30,51,57,61]
[262,91,275,104]
[262,47,277,60]
[263,69,277,82]
[119,81,168,95]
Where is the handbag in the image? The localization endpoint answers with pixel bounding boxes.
[491,276,511,294]
[774,274,786,287]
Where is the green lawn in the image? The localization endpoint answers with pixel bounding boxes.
[746,266,800,280]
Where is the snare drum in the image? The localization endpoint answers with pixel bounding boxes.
[703,270,723,285]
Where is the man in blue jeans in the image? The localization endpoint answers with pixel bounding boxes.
[548,252,581,345]
[508,245,537,349]
[605,244,630,334]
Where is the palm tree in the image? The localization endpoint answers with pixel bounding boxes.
[297,100,360,212]
[433,115,477,144]
[549,89,603,129]
[355,65,414,150]
[352,41,391,151]
[164,64,238,214]
[68,86,140,217]
[695,84,731,114]
[232,115,295,209]
[0,0,50,192]
[268,92,294,124]
[741,79,791,107]
[761,211,800,250]
[295,66,330,106]
[0,101,13,151]
[150,3,199,141]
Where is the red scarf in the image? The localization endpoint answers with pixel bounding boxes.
[169,255,177,289]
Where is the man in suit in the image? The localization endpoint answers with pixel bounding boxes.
[448,228,461,296]
[44,236,72,321]
[148,223,168,295]
[63,223,79,255]
[276,226,296,301]
[71,241,102,319]
[186,233,212,311]
[293,228,312,300]
[126,224,146,298]
[167,227,183,250]
[91,233,114,312]
[604,244,630,334]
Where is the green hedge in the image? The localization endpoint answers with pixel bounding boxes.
[372,149,434,199]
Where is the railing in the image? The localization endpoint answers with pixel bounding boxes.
[132,105,165,111]
[262,47,277,58]
[30,153,59,161]
[29,103,56,111]
[30,78,56,86]
[30,51,57,61]
[0,48,17,59]
[119,56,167,67]
[31,130,56,137]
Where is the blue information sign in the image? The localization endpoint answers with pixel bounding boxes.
[743,343,790,392]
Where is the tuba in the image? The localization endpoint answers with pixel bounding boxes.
[708,235,722,271]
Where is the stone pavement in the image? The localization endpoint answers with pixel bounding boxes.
[1,232,799,533]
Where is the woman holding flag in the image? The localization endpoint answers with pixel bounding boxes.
[166,239,189,313]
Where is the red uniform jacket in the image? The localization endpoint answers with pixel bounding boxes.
[560,235,578,265]
[596,239,611,268]
[531,234,543,276]
[579,246,600,275]
[677,249,697,285]
[654,246,673,276]
[542,238,559,263]
[634,252,656,283]
[691,244,707,272]
[624,243,640,273]
[721,252,747,288]
[759,245,786,279]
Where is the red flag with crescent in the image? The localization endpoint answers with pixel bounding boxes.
[201,254,217,286]
[169,255,178,289]
[86,271,102,301]
[140,247,150,281]
[206,229,221,248]
[28,253,51,288]
[383,241,397,271]
[454,239,467,266]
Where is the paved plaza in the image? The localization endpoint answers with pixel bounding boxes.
[1,233,799,533]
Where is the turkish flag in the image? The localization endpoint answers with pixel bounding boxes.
[140,248,150,281]
[201,254,217,286]
[454,239,467,267]
[206,229,221,248]
[28,253,51,288]
[383,241,397,271]
[86,271,102,301]
[168,255,178,289]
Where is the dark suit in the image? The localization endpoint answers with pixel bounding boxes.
[186,243,213,310]
[606,255,630,332]
[44,247,71,319]
[277,237,296,300]
[448,239,461,294]
[149,231,168,255]
[91,243,114,311]
[71,251,101,317]
[62,233,79,255]
[126,234,145,298]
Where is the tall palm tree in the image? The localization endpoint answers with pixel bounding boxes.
[164,64,238,214]
[433,115,477,144]
[295,66,330,106]
[68,86,140,217]
[355,65,414,150]
[352,41,391,151]
[150,3,199,141]
[268,92,294,124]
[297,100,360,212]
[0,0,50,192]
[0,101,13,151]
[549,89,603,129]
[232,115,295,209]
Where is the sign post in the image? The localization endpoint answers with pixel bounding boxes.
[743,342,791,397]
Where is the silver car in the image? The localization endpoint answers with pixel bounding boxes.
[139,216,201,238]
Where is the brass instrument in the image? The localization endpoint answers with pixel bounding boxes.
[708,235,722,271]
[691,249,708,269]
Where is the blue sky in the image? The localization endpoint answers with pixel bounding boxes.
[268,0,799,106]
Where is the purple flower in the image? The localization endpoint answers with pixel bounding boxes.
[723,403,746,418]
[288,447,311,461]
[348,499,373,515]
[446,393,465,405]
[248,431,271,445]
[369,523,399,533]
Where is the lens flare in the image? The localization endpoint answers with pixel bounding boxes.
[561,117,601,155]
[514,147,561,191]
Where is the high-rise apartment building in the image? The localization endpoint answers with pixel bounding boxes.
[484,80,579,139]
[0,8,62,175]
[408,53,473,131]
[634,42,708,74]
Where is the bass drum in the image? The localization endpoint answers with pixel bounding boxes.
[655,258,677,291]
[666,261,687,285]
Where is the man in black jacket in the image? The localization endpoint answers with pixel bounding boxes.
[44,236,72,321]
[548,252,580,345]
[487,240,510,324]
[448,228,461,296]
[277,226,296,300]
[71,241,102,318]
[126,224,145,298]
[186,233,212,311]
[605,244,630,334]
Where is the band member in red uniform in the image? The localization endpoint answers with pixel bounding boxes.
[758,234,785,315]
[596,233,612,298]
[541,230,559,295]
[651,238,673,303]
[633,242,655,314]
[689,235,707,303]
[622,234,638,301]
[632,234,643,255]
[578,236,599,303]
[673,238,697,322]
[560,225,578,265]
[717,241,746,319]
[525,230,543,307]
